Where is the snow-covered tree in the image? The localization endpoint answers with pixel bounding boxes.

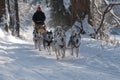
[0,0,21,36]
[91,0,120,40]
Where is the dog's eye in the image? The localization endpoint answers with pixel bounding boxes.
[61,38,64,41]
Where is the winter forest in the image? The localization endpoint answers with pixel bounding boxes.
[0,0,120,80]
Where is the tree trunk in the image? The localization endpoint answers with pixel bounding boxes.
[70,0,91,26]
[0,0,6,31]
[0,0,5,22]
[14,0,20,37]
[0,0,9,32]
[7,0,12,29]
[7,0,16,35]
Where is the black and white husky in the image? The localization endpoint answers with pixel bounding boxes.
[68,31,81,57]
[43,30,53,55]
[53,28,66,60]
[33,29,43,51]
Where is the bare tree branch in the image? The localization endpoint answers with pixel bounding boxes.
[96,1,120,34]
[104,0,120,25]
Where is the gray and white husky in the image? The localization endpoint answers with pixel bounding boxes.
[33,29,43,51]
[68,31,81,57]
[53,28,66,60]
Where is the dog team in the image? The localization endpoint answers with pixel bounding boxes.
[33,26,81,60]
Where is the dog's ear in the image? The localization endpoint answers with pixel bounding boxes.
[50,30,52,34]
[74,33,77,37]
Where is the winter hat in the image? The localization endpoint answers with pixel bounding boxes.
[37,5,42,11]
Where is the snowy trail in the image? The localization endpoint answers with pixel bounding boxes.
[1,0,120,79]
[0,34,120,80]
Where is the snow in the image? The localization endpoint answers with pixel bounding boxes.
[0,1,120,80]
[0,24,120,80]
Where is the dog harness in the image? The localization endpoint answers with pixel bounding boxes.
[71,34,81,48]
[59,45,65,48]
[44,39,53,46]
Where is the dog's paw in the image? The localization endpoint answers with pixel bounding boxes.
[35,47,38,49]
[71,53,73,56]
[39,49,41,51]
[57,58,59,60]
